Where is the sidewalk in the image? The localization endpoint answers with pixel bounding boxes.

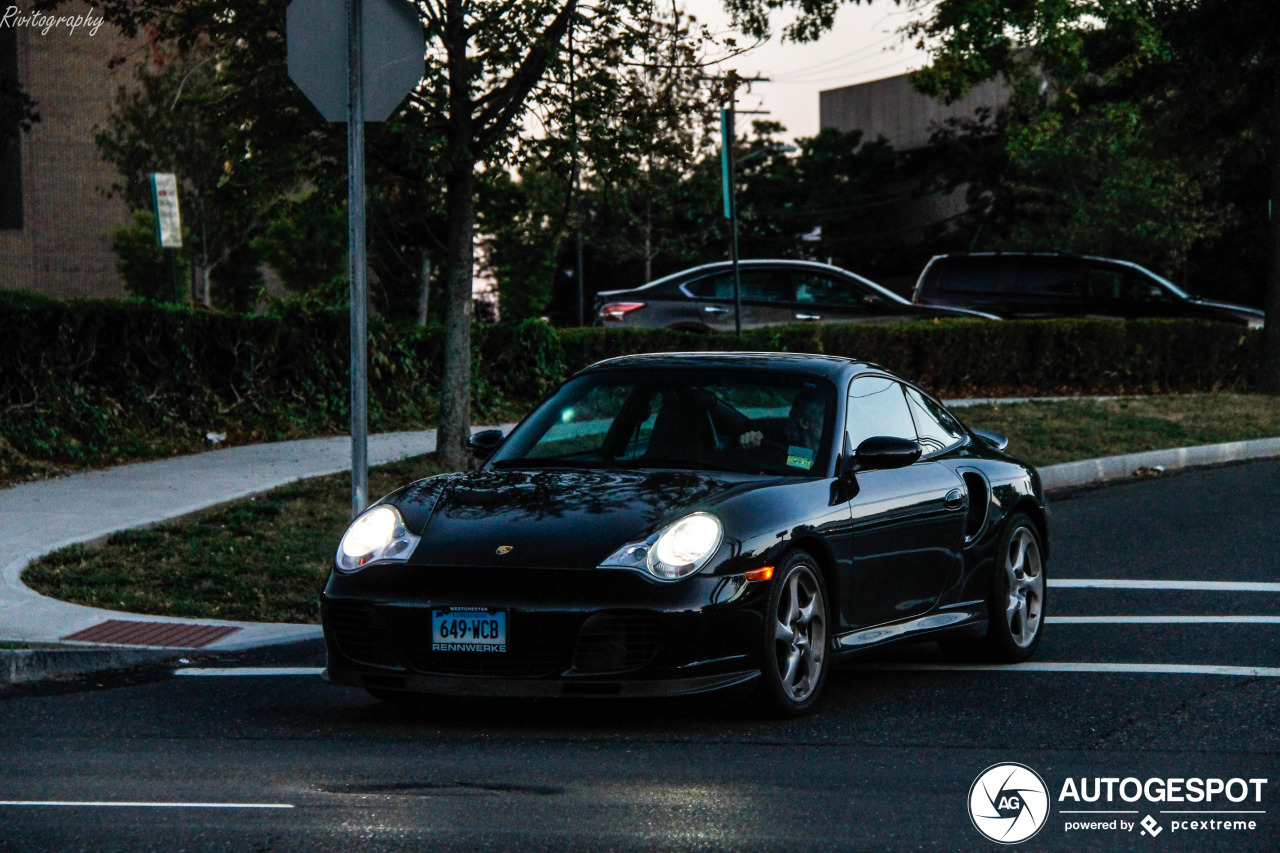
[0,427,507,651]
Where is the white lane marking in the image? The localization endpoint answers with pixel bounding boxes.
[1052,579,1280,592]
[0,801,293,809]
[1050,615,1280,625]
[174,667,324,677]
[855,662,1280,677]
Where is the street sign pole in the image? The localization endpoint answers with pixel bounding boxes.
[286,0,423,518]
[347,0,368,518]
[720,106,742,338]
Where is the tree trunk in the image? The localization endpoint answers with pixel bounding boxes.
[437,163,476,470]
[1261,55,1280,393]
[418,253,431,327]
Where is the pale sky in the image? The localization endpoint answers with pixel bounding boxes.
[680,0,935,141]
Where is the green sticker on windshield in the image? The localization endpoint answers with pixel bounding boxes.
[786,446,815,470]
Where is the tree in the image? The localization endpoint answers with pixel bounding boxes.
[94,35,337,309]
[729,0,1280,389]
[82,0,667,467]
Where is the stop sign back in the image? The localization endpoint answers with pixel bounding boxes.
[287,0,424,122]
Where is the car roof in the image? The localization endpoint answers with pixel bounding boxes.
[576,351,880,382]
[930,250,1139,267]
[598,258,909,304]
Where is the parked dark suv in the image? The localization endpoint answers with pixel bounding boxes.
[912,253,1264,328]
[595,259,996,332]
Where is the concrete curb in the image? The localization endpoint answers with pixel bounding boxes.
[1,647,180,684]
[1040,437,1280,493]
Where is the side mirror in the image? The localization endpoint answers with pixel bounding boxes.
[467,429,505,460]
[971,427,1010,453]
[854,436,922,470]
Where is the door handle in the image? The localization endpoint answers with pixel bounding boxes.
[703,306,729,315]
[944,488,966,510]
[795,313,822,321]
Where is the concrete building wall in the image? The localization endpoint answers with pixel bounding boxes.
[819,74,1009,152]
[815,73,1009,271]
[0,4,140,299]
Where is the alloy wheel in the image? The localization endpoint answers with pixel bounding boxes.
[773,565,827,702]
[1004,526,1044,648]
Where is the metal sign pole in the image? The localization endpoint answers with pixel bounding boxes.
[720,106,742,338]
[348,0,368,518]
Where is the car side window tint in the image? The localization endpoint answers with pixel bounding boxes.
[1119,270,1169,303]
[685,274,733,300]
[846,376,916,450]
[794,273,865,308]
[1086,266,1169,304]
[934,258,1013,294]
[1085,267,1124,300]
[1012,260,1084,296]
[686,271,795,302]
[904,387,964,454]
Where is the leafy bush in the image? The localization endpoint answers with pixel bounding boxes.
[109,210,190,302]
[0,291,1261,477]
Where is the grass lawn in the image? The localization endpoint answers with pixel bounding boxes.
[21,393,1280,624]
[24,454,447,624]
[955,393,1280,467]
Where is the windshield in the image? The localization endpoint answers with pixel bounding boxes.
[489,369,836,477]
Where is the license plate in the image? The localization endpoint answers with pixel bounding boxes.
[431,609,507,652]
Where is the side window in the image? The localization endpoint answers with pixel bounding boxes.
[846,376,916,450]
[685,274,733,300]
[685,271,795,302]
[1012,260,1084,297]
[1085,268,1124,301]
[794,273,865,308]
[934,258,1014,294]
[1118,270,1169,304]
[904,387,965,454]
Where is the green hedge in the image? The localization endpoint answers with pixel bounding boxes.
[0,289,1261,474]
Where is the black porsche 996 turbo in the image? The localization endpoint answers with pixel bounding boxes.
[321,352,1048,716]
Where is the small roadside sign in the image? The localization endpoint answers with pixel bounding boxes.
[150,173,182,248]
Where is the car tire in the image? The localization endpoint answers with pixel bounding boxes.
[944,512,1046,663]
[755,550,831,717]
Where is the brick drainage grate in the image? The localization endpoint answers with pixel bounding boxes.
[61,620,241,648]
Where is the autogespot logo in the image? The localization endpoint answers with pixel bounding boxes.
[969,763,1051,844]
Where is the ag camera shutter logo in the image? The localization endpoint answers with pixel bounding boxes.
[968,763,1050,844]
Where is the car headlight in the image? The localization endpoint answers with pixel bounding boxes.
[335,505,420,572]
[598,512,724,581]
[1247,316,1264,330]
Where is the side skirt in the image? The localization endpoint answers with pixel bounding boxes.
[831,601,987,653]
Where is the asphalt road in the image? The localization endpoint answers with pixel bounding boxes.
[2,461,1279,852]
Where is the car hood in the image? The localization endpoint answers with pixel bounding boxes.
[1186,298,1265,319]
[395,467,768,570]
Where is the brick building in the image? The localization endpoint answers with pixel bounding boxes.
[0,3,140,299]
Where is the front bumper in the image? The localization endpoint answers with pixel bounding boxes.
[320,564,769,698]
